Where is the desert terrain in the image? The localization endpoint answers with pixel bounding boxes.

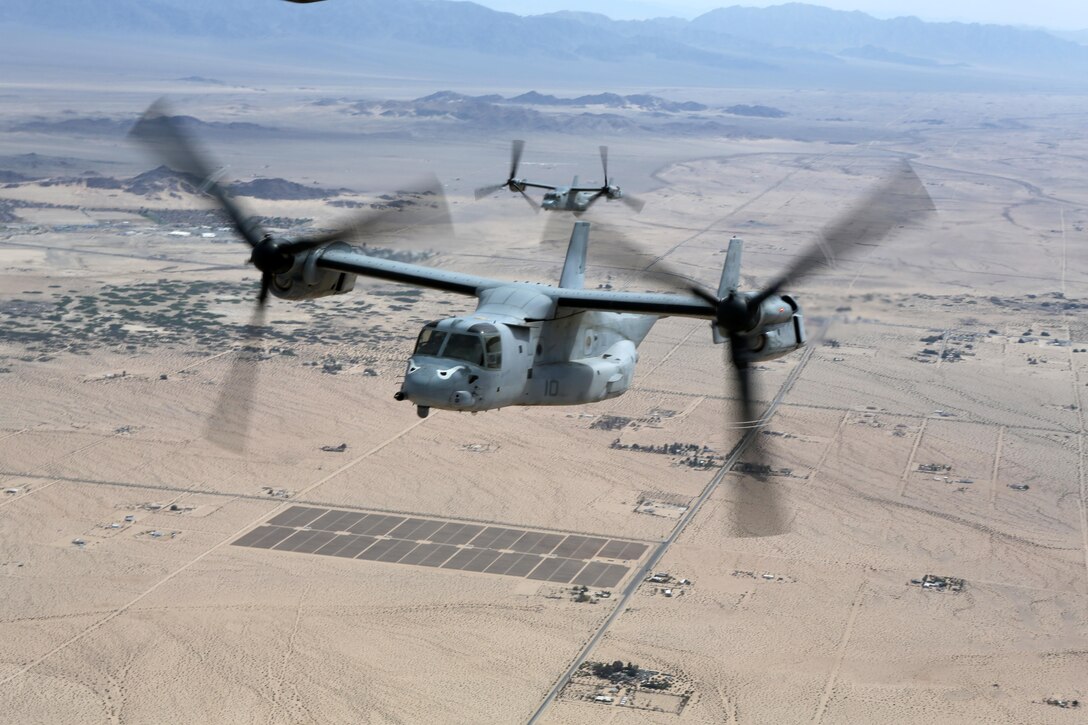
[1,60,1087,725]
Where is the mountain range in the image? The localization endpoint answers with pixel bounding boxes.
[5,96,782,141]
[26,165,345,201]
[2,1,1085,89]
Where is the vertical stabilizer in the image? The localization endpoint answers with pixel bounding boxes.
[560,221,590,289]
[718,236,743,296]
[712,237,743,344]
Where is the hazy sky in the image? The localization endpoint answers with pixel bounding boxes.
[472,1,1088,31]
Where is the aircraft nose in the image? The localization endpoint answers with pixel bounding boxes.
[407,362,465,380]
[398,361,469,407]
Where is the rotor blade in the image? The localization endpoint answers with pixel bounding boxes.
[729,332,757,427]
[599,145,609,184]
[620,193,645,213]
[517,187,540,213]
[586,227,712,293]
[257,273,271,306]
[726,460,790,536]
[538,212,571,248]
[583,189,608,210]
[474,182,506,201]
[689,283,718,306]
[129,99,263,248]
[723,336,790,536]
[752,162,934,306]
[284,174,453,251]
[708,335,788,536]
[509,139,525,181]
[205,303,266,452]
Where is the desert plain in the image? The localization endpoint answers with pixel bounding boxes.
[0,58,1087,725]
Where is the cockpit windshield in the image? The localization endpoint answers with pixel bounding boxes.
[414,327,446,356]
[443,333,484,366]
[413,325,502,369]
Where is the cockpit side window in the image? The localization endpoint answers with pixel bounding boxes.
[414,327,446,356]
[443,333,484,366]
[484,335,502,369]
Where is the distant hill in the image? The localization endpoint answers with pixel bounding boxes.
[6,92,780,142]
[723,105,788,118]
[124,166,202,196]
[11,114,276,137]
[1,0,1085,88]
[686,4,1085,68]
[314,91,777,135]
[0,170,32,183]
[0,153,120,177]
[501,91,708,112]
[22,166,345,200]
[230,177,343,200]
[12,117,135,136]
[1051,29,1088,46]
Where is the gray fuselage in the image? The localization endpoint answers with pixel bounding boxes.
[398,284,656,412]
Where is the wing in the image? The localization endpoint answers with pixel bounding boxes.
[518,182,558,191]
[316,246,502,296]
[315,245,716,319]
[553,287,714,319]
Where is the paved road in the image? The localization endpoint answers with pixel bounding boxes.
[526,345,815,724]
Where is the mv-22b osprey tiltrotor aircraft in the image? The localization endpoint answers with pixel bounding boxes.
[475,140,645,213]
[131,103,932,489]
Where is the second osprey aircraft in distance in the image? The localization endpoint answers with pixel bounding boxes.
[475,140,646,213]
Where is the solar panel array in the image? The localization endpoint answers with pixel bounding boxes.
[233,506,649,588]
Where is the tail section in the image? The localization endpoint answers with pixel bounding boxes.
[559,220,590,289]
[719,236,743,296]
[712,237,743,344]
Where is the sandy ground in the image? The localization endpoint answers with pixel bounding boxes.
[1,72,1087,724]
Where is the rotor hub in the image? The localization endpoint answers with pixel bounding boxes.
[250,235,294,276]
[717,294,755,332]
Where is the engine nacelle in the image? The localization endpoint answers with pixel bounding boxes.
[753,294,798,328]
[271,242,356,300]
[747,314,806,363]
